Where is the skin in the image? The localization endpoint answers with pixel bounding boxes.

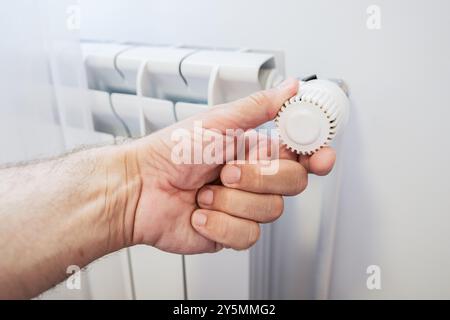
[0,78,336,299]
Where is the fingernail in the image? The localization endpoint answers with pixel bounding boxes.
[222,165,241,184]
[198,189,213,205]
[192,211,207,226]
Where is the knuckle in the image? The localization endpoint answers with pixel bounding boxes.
[253,165,266,190]
[216,215,231,241]
[242,164,264,190]
[242,198,258,221]
[248,91,271,108]
[220,188,232,209]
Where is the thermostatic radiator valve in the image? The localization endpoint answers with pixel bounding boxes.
[275,78,350,155]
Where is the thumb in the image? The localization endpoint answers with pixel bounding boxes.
[201,77,298,132]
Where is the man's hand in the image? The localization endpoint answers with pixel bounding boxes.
[0,78,335,298]
[120,78,336,253]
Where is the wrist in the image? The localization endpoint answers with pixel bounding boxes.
[95,142,142,252]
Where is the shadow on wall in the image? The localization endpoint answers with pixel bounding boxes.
[318,100,384,299]
[269,184,324,299]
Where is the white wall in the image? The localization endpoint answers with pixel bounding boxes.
[79,0,450,299]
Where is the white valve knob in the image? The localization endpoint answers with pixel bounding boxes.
[275,79,350,155]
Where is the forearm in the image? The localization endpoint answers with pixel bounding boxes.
[0,144,141,299]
